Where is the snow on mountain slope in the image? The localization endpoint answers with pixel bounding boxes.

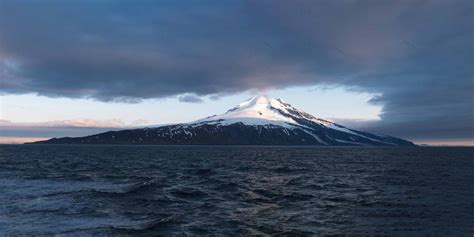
[195,95,297,127]
[195,95,344,129]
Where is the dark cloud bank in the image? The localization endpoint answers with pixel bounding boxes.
[0,0,473,142]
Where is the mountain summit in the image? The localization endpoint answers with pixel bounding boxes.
[32,96,415,146]
[197,95,310,126]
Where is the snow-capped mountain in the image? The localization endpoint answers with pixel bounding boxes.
[32,96,415,146]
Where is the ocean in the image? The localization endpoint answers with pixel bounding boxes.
[0,145,473,236]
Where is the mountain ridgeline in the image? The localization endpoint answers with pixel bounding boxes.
[32,96,415,146]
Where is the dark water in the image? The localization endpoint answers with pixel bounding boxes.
[0,145,473,236]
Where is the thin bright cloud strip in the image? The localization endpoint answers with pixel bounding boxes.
[0,137,49,144]
[0,119,127,128]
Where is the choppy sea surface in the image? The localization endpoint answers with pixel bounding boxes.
[0,145,473,236]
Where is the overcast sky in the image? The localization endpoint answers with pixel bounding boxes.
[0,0,473,145]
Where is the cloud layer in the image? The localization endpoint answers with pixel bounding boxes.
[0,0,473,140]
